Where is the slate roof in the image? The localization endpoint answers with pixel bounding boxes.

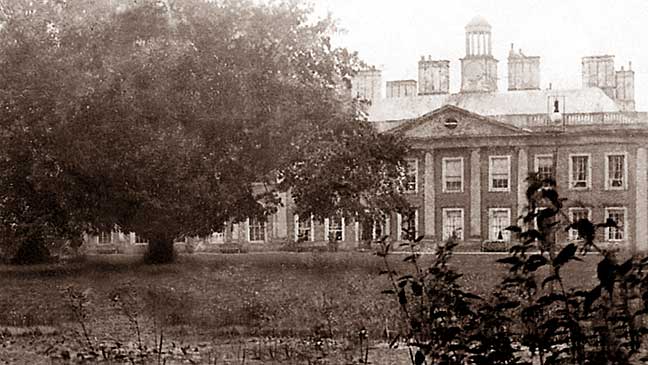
[367,87,621,122]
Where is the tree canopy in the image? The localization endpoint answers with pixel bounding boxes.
[0,0,409,263]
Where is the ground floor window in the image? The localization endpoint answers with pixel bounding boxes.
[442,208,464,241]
[489,208,511,242]
[248,217,266,242]
[98,231,112,245]
[134,233,148,245]
[568,208,591,241]
[208,226,225,244]
[294,214,314,242]
[373,215,390,241]
[398,209,418,241]
[325,216,345,241]
[361,214,390,242]
[605,207,626,241]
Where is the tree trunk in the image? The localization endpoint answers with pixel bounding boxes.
[146,237,175,264]
[11,237,51,265]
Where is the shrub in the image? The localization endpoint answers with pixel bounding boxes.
[481,240,509,252]
[378,236,522,364]
[381,174,648,364]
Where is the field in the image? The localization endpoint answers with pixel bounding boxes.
[0,251,600,364]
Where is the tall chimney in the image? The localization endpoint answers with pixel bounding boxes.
[418,57,450,95]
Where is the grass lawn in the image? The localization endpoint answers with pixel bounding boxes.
[0,251,600,364]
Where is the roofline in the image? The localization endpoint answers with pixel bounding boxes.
[405,126,648,147]
[387,104,530,135]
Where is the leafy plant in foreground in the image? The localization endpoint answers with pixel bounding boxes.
[379,232,523,365]
[496,174,648,365]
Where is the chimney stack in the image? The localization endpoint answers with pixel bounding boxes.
[351,66,382,103]
[507,44,540,91]
[418,57,450,95]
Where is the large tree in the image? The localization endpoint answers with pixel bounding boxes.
[0,0,408,263]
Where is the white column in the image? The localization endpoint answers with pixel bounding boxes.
[482,33,486,55]
[636,147,648,251]
[517,148,529,225]
[471,33,476,55]
[487,33,492,55]
[396,213,402,241]
[424,151,435,239]
[470,149,481,237]
[324,218,330,241]
[354,219,359,243]
[481,33,486,55]
[466,34,470,55]
[275,192,287,239]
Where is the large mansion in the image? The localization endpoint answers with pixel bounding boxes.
[87,17,648,253]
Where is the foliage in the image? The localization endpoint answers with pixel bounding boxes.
[495,174,648,365]
[381,173,648,364]
[0,0,407,263]
[60,286,94,351]
[379,236,522,365]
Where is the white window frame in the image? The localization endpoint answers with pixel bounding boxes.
[207,223,227,244]
[534,154,554,181]
[208,231,225,244]
[372,215,390,241]
[97,231,112,245]
[397,210,419,241]
[568,153,591,190]
[133,233,149,246]
[605,207,627,242]
[604,152,628,191]
[568,207,592,241]
[442,157,464,193]
[246,217,266,243]
[324,216,345,242]
[488,208,511,242]
[294,214,315,242]
[442,208,464,241]
[488,155,511,192]
[231,222,239,240]
[404,158,418,193]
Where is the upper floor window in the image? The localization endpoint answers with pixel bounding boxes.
[442,208,464,241]
[489,208,511,242]
[605,208,626,241]
[442,157,464,193]
[569,154,591,189]
[404,159,418,193]
[247,217,266,242]
[605,153,627,190]
[568,208,591,241]
[489,155,511,192]
[534,154,554,181]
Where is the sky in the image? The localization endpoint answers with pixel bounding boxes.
[310,0,648,110]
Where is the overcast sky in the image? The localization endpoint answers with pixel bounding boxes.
[311,0,648,110]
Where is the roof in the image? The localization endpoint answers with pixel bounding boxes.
[367,87,621,122]
[466,16,491,29]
